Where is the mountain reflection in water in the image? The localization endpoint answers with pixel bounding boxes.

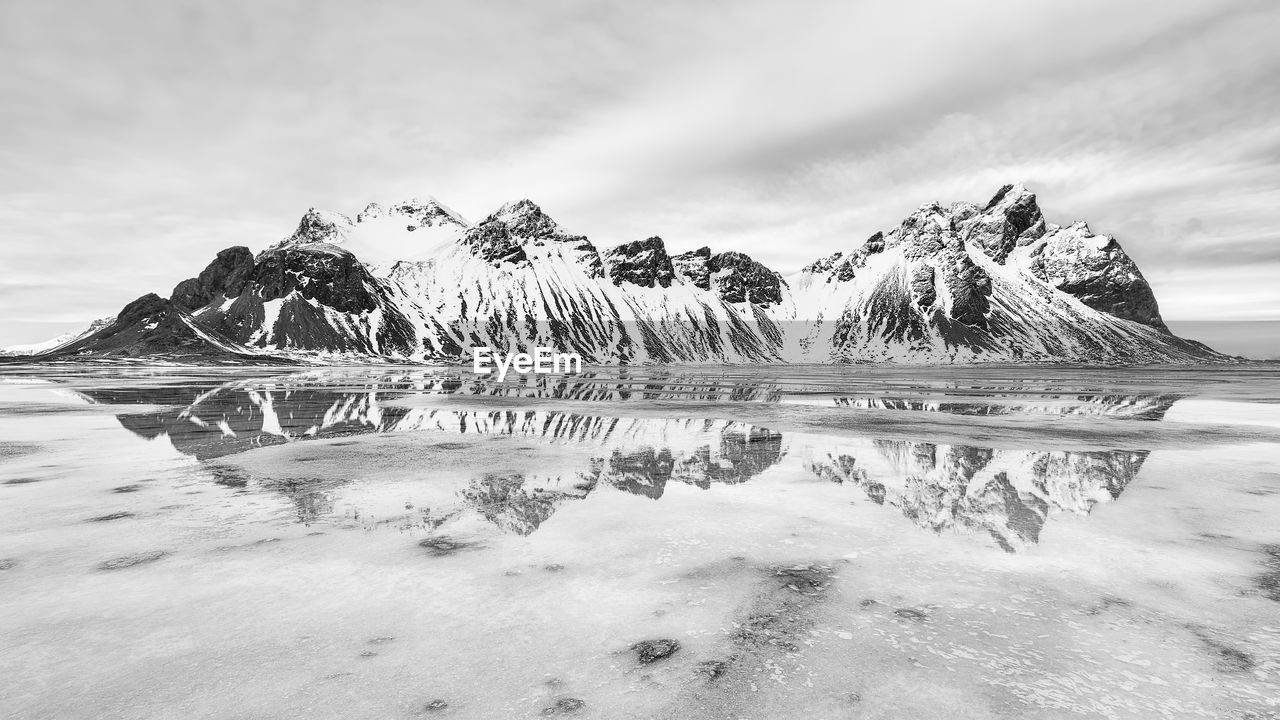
[75,374,1161,551]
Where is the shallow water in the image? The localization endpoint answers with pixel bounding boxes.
[2,365,1279,719]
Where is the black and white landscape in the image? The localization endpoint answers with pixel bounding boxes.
[3,2,1280,720]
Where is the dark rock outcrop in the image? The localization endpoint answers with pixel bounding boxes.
[671,246,713,290]
[940,251,991,326]
[672,248,783,306]
[249,244,380,314]
[199,243,418,355]
[708,251,784,305]
[603,237,676,288]
[462,218,530,266]
[171,246,254,311]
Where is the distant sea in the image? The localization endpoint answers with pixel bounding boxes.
[1166,321,1280,360]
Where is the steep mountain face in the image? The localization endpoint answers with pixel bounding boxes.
[45,184,1225,364]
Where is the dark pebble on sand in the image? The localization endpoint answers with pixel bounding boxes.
[893,608,929,622]
[695,659,730,679]
[424,699,448,712]
[541,697,584,715]
[632,638,680,664]
[774,565,831,593]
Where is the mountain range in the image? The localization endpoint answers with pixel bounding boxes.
[7,184,1225,364]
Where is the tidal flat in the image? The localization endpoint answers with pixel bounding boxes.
[1,365,1279,719]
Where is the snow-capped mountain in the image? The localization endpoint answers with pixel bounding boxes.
[32,184,1225,364]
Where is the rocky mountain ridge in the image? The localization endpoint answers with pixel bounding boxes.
[18,184,1225,364]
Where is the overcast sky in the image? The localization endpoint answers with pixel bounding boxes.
[2,0,1278,345]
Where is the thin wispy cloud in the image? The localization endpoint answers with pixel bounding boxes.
[1,0,1278,343]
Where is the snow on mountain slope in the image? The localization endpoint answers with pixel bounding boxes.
[774,184,1218,363]
[384,200,780,362]
[44,184,1227,364]
[1,317,112,356]
[275,196,469,274]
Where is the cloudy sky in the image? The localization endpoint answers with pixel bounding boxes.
[2,0,1278,345]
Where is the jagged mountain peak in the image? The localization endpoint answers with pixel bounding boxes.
[618,235,668,252]
[482,199,559,237]
[374,195,470,228]
[670,246,783,306]
[603,236,675,288]
[285,208,356,246]
[805,182,1047,273]
[459,199,603,277]
[963,183,1046,262]
[984,182,1036,209]
[270,196,471,271]
[790,183,1177,338]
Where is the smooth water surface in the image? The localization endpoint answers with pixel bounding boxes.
[2,365,1279,719]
